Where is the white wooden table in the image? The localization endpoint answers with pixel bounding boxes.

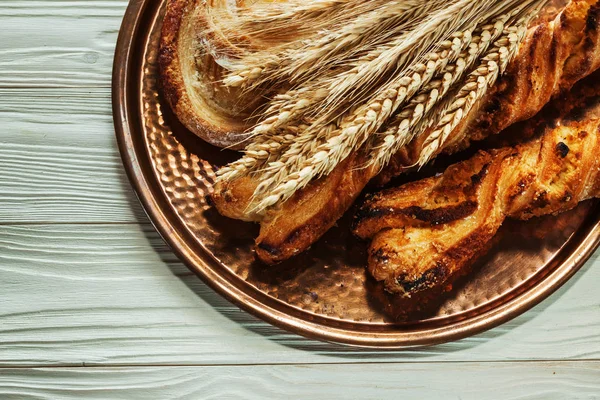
[1,1,599,398]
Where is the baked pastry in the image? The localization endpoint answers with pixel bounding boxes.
[212,0,600,264]
[159,0,285,149]
[353,77,600,297]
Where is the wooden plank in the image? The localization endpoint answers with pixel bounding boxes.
[0,223,598,366]
[0,143,145,224]
[3,0,127,16]
[0,88,145,223]
[0,363,598,399]
[0,2,126,88]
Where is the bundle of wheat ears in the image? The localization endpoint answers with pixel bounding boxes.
[211,0,550,214]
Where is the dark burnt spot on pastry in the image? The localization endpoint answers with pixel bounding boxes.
[470,163,490,185]
[395,264,447,294]
[516,176,533,194]
[501,72,518,102]
[357,201,479,227]
[556,141,570,158]
[477,118,492,131]
[371,247,391,264]
[222,190,235,203]
[560,8,569,29]
[402,202,479,225]
[532,190,550,209]
[562,192,573,203]
[470,173,482,185]
[579,130,589,139]
[484,96,502,114]
[354,206,386,222]
[586,2,600,32]
[256,242,282,257]
[506,173,535,208]
[285,228,303,246]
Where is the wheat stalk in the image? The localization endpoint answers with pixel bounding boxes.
[254,25,536,211]
[224,0,488,129]
[417,18,530,166]
[214,0,550,215]
[217,133,293,182]
[206,1,371,76]
[242,0,522,146]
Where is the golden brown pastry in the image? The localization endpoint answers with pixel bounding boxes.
[354,96,600,297]
[212,0,600,264]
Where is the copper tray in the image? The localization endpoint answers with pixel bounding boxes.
[113,0,600,348]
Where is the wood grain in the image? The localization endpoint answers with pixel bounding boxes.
[0,88,144,223]
[0,2,126,88]
[0,223,598,366]
[0,363,598,399]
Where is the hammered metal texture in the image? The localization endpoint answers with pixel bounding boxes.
[135,2,597,327]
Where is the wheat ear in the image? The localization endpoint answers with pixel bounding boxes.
[417,19,529,166]
[248,11,533,211]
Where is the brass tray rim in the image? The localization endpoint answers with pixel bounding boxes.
[112,0,600,349]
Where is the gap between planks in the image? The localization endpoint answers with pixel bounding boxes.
[0,359,599,369]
